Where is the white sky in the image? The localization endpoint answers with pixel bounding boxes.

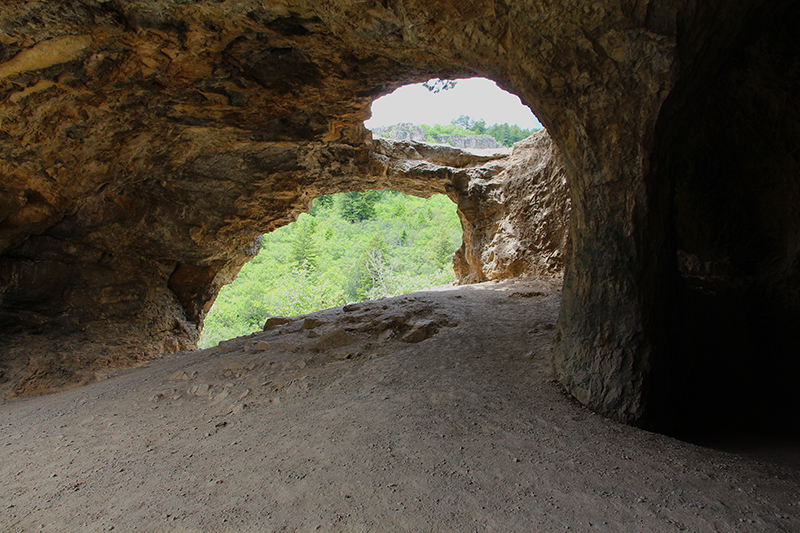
[364,77,542,129]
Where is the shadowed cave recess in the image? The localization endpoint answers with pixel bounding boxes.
[0,0,799,439]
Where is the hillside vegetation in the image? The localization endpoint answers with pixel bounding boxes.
[198,190,462,347]
[375,115,537,147]
[422,115,536,147]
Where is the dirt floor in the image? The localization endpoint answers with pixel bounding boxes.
[1,279,799,532]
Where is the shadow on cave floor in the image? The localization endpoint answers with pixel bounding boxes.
[3,279,799,532]
[660,373,800,466]
[690,434,800,473]
[656,333,800,465]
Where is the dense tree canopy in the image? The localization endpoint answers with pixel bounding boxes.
[198,190,462,348]
[420,115,536,147]
[339,190,380,222]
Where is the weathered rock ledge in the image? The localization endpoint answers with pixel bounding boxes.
[0,128,569,399]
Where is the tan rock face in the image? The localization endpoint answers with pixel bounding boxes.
[452,131,569,283]
[368,133,570,286]
[1,0,798,434]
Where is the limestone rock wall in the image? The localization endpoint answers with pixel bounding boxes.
[453,130,569,283]
[1,0,798,434]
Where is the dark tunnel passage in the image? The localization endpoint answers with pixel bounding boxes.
[648,2,800,439]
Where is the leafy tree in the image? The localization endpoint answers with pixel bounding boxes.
[392,198,406,217]
[264,264,345,317]
[429,230,455,268]
[309,194,334,215]
[452,114,476,130]
[316,194,334,208]
[353,233,389,300]
[485,122,533,147]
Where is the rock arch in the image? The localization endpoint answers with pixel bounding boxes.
[1,1,797,435]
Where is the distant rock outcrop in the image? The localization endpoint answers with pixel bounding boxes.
[371,123,500,150]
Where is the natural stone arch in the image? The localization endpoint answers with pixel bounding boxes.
[1,0,796,436]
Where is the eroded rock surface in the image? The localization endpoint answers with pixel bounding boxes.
[1,0,798,434]
[452,131,569,283]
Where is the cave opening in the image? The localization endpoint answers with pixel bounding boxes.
[2,0,799,455]
[198,77,557,349]
[5,3,800,525]
[198,190,463,348]
[364,77,543,145]
[0,0,794,450]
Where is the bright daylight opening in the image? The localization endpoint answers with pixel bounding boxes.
[198,78,541,348]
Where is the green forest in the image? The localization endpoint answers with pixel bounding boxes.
[198,190,463,348]
[421,115,536,147]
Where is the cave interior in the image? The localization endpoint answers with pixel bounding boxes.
[0,0,798,440]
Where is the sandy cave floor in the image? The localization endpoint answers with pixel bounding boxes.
[1,278,799,532]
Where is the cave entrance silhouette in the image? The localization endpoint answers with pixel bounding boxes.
[198,190,464,349]
[200,78,549,350]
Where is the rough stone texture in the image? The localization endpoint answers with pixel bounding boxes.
[452,130,569,283]
[368,133,570,286]
[0,113,564,397]
[0,0,798,434]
